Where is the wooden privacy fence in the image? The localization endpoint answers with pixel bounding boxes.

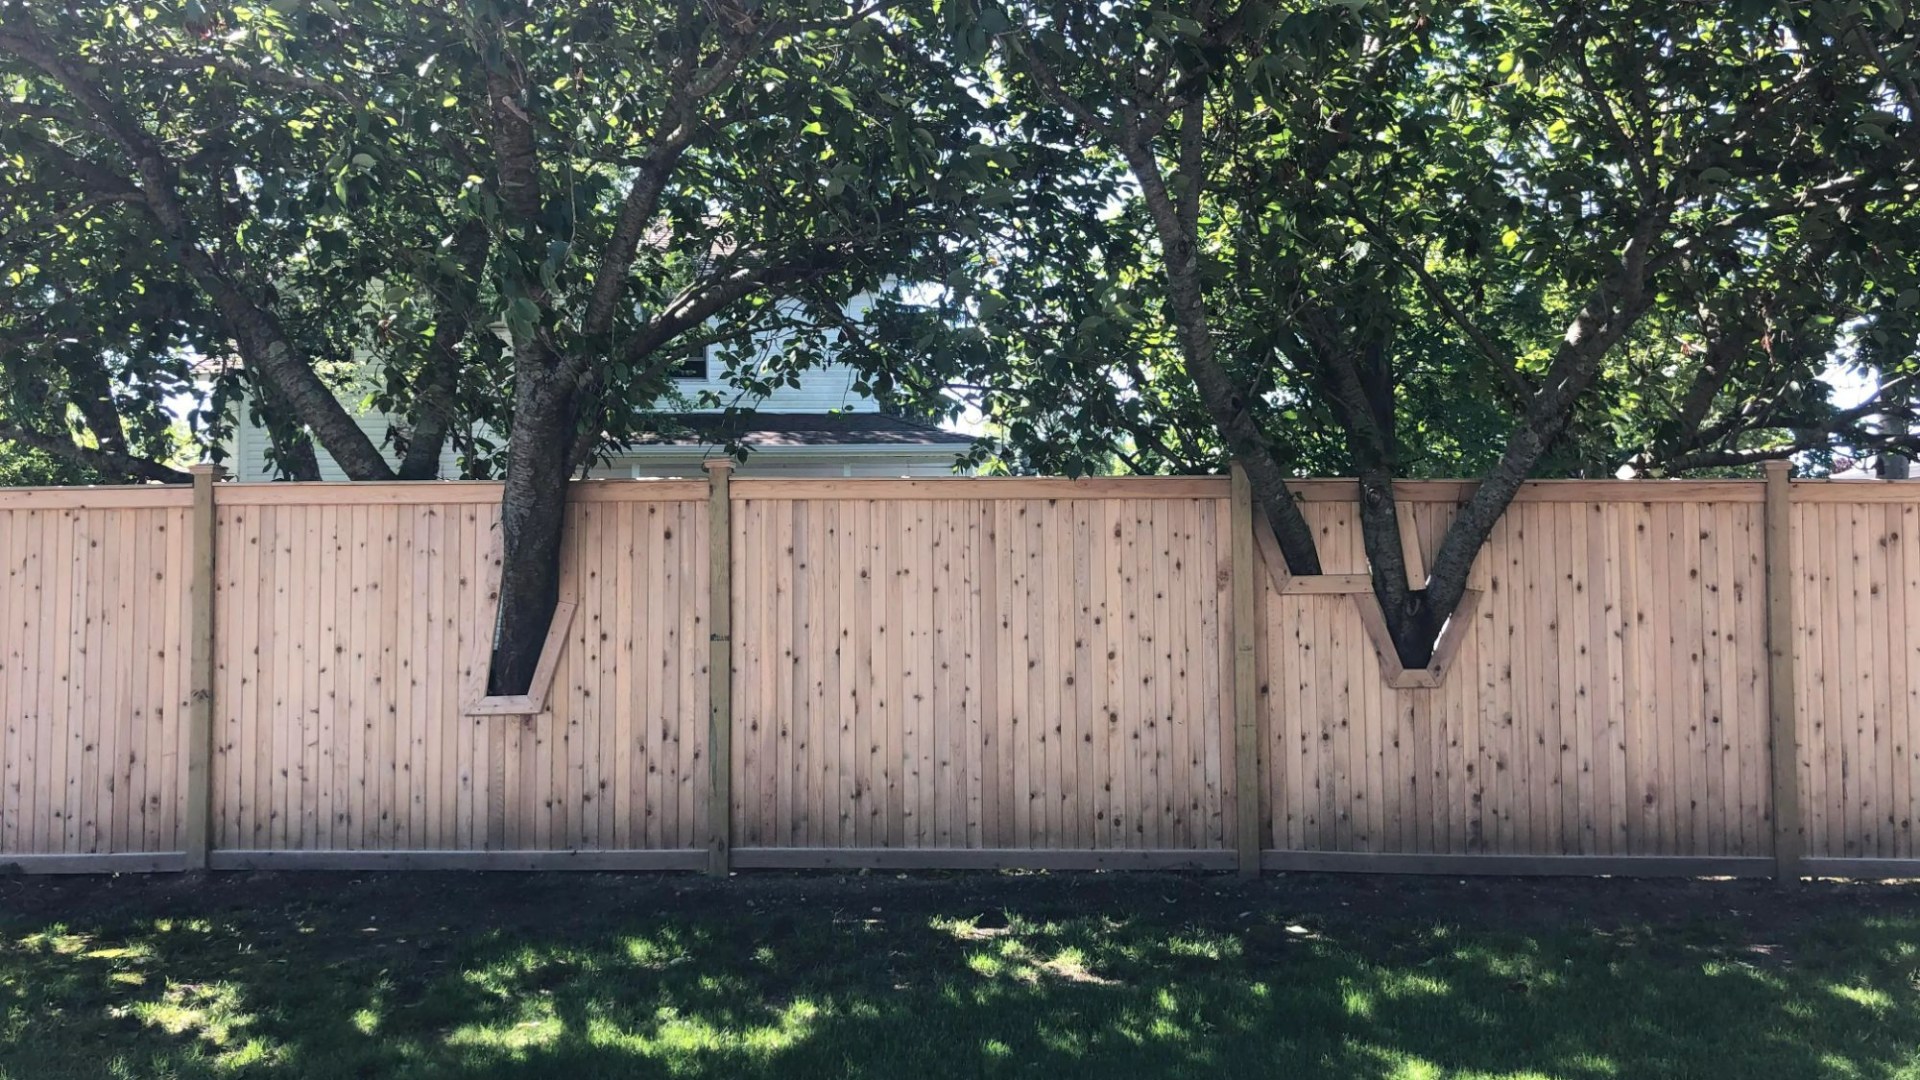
[0,465,1916,878]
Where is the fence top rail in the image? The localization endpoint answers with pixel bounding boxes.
[208,479,708,507]
[728,476,1231,501]
[0,485,194,509]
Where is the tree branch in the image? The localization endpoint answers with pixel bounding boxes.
[0,418,189,484]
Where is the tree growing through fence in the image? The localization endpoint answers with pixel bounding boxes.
[0,0,1003,691]
[865,0,1920,668]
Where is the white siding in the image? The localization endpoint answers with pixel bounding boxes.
[669,353,875,414]
[227,404,465,483]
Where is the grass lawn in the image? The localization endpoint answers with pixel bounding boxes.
[0,870,1916,1078]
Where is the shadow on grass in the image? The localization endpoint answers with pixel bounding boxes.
[1,874,1916,1079]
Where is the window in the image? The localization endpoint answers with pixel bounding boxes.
[669,342,708,380]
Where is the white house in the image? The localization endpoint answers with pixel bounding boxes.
[226,329,973,482]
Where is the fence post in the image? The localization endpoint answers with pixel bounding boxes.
[1230,463,1261,879]
[184,463,223,869]
[704,460,735,877]
[1762,460,1802,882]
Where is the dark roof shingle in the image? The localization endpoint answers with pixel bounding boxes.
[631,412,974,448]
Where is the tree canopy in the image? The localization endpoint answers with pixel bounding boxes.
[3,0,1916,678]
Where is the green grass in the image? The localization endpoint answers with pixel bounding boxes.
[1,871,1917,1078]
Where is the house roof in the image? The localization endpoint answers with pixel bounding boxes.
[630,413,974,449]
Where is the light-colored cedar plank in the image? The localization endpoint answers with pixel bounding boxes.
[316,503,342,850]
[1,511,23,853]
[795,501,818,846]
[1736,505,1766,857]
[111,509,139,852]
[944,501,971,847]
[0,488,194,510]
[959,502,983,846]
[55,509,83,852]
[884,502,910,848]
[1559,503,1590,855]
[733,499,764,845]
[294,503,319,850]
[1862,503,1889,857]
[1585,504,1619,855]
[779,501,801,846]
[1154,502,1182,847]
[1837,503,1863,856]
[420,508,445,849]
[1213,495,1244,849]
[1115,500,1141,848]
[27,510,56,852]
[459,509,485,851]
[1683,500,1711,857]
[1068,502,1093,849]
[817,500,845,848]
[849,498,875,847]
[1012,502,1036,846]
[1904,505,1920,858]
[612,506,634,850]
[977,501,1002,848]
[1699,505,1727,855]
[1871,504,1896,858]
[1810,502,1837,857]
[1492,511,1522,853]
[86,503,119,849]
[682,498,706,850]
[730,477,1230,502]
[255,505,281,850]
[1230,470,1260,875]
[747,501,774,846]
[902,501,927,847]
[1894,506,1917,858]
[1167,499,1196,851]
[162,506,190,851]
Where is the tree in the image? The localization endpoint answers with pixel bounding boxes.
[1,0,994,691]
[911,0,1920,666]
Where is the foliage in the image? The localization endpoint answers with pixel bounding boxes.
[891,0,1920,482]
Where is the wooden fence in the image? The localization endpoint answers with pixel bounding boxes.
[0,466,1915,878]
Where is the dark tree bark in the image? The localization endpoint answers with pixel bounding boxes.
[1105,93,1323,574]
[397,220,491,480]
[0,418,190,483]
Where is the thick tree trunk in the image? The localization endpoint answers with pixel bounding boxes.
[488,366,581,694]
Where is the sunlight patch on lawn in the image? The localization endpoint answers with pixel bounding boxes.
[117,980,284,1070]
[445,995,562,1055]
[1828,983,1894,1013]
[577,997,826,1064]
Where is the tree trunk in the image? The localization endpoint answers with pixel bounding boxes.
[1881,379,1912,479]
[1116,138,1322,574]
[488,362,582,694]
[397,221,489,480]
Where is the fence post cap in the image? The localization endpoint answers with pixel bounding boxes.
[188,463,227,480]
[1761,460,1792,479]
[701,459,735,476]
